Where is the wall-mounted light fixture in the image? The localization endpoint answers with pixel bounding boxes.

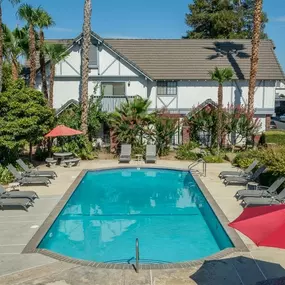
[128,80,131,87]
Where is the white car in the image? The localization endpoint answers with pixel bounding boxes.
[280,114,285,122]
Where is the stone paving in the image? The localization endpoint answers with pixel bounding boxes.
[0,160,285,285]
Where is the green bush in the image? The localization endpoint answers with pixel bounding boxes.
[52,136,96,160]
[233,149,261,169]
[260,131,285,146]
[0,165,13,184]
[176,141,199,160]
[203,155,224,163]
[35,147,49,161]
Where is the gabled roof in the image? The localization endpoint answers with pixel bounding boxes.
[32,31,285,81]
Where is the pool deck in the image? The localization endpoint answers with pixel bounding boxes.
[0,160,285,285]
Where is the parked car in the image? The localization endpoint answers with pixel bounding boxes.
[270,120,277,129]
[280,114,285,122]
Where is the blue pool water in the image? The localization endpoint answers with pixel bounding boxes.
[39,168,233,264]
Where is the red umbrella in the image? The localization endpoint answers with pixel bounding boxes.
[45,125,83,138]
[229,205,285,249]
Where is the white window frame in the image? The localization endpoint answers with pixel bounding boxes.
[157,81,177,95]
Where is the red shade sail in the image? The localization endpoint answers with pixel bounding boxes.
[229,205,285,249]
[45,125,83,138]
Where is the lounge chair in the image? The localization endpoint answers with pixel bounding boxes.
[0,198,33,211]
[235,177,285,200]
[16,159,57,179]
[145,145,157,163]
[241,188,285,208]
[223,165,266,186]
[119,144,131,163]
[0,185,38,202]
[7,165,51,187]
[219,160,259,179]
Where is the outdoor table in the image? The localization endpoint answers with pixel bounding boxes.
[53,152,73,165]
[135,154,143,163]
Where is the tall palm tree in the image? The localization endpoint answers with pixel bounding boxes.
[44,43,68,107]
[0,0,21,91]
[248,0,263,113]
[80,0,92,135]
[210,67,234,151]
[35,7,54,99]
[3,24,28,80]
[17,4,37,88]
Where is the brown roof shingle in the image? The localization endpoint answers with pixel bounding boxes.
[31,34,284,81]
[104,38,284,80]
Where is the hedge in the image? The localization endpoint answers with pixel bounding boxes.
[260,131,285,146]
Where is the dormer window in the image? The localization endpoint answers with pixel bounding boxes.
[88,44,98,69]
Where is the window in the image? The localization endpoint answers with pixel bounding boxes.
[157,81,177,95]
[88,44,98,68]
[102,82,126,96]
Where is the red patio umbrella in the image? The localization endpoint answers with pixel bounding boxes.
[45,125,83,138]
[229,205,285,249]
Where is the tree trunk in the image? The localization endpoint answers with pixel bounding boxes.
[29,142,33,162]
[248,0,263,113]
[39,30,48,99]
[80,0,92,135]
[217,84,223,152]
[29,24,36,88]
[49,64,55,107]
[0,4,3,92]
[11,58,18,80]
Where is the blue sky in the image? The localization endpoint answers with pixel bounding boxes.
[3,0,285,70]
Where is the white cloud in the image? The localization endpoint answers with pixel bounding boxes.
[272,16,285,22]
[49,27,77,33]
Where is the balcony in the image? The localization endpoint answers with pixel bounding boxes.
[93,95,136,112]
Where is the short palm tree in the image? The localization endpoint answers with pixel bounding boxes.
[109,97,152,146]
[248,0,263,113]
[17,4,38,88]
[210,67,233,150]
[80,0,92,135]
[44,43,68,107]
[0,0,21,91]
[35,7,54,99]
[3,24,28,80]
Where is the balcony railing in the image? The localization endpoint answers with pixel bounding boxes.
[94,95,136,112]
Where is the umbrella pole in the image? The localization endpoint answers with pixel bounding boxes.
[249,252,267,280]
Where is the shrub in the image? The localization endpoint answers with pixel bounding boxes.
[176,142,199,160]
[52,136,96,160]
[0,165,13,184]
[203,155,224,163]
[233,149,261,169]
[260,131,285,146]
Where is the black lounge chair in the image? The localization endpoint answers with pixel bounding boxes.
[0,198,33,211]
[16,159,57,179]
[7,165,51,187]
[223,165,266,186]
[235,177,285,200]
[219,160,258,179]
[0,185,38,202]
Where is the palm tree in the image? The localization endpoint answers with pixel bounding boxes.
[44,43,68,107]
[210,67,233,151]
[35,7,54,99]
[0,0,21,91]
[17,4,38,88]
[248,0,263,113]
[3,25,28,80]
[80,0,92,135]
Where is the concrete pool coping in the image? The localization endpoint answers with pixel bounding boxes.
[22,166,249,270]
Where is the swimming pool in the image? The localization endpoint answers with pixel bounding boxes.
[38,168,233,264]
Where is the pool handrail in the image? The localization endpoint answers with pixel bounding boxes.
[188,158,207,177]
[135,238,140,273]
